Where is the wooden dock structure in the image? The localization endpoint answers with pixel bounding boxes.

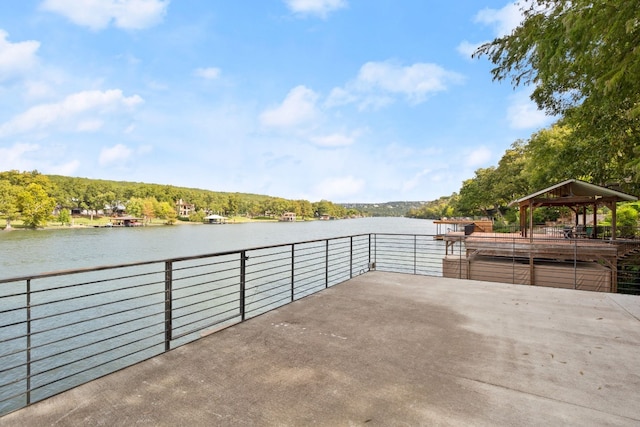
[433,219,492,239]
[443,232,637,293]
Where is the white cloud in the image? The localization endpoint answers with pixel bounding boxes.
[41,0,169,30]
[24,81,55,99]
[465,146,492,168]
[326,61,464,110]
[75,119,104,132]
[284,0,347,18]
[310,130,361,148]
[0,30,40,81]
[194,67,221,80]
[507,91,551,129]
[0,142,39,170]
[0,142,81,175]
[0,89,143,137]
[474,2,524,37]
[402,168,431,193]
[312,175,364,200]
[456,40,485,60]
[47,159,80,176]
[259,85,320,128]
[137,144,153,154]
[311,133,352,147]
[99,143,133,166]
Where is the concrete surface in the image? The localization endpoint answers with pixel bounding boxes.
[2,271,639,426]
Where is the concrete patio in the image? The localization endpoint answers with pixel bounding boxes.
[2,271,639,426]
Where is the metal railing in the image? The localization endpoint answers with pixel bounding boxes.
[442,232,640,294]
[1,232,639,416]
[0,234,380,416]
[492,223,640,240]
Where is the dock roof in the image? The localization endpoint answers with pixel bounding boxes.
[509,179,637,207]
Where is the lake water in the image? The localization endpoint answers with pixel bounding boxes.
[0,217,436,280]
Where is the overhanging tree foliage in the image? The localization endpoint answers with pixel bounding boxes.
[475,0,640,191]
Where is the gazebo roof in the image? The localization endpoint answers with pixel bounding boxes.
[509,179,637,207]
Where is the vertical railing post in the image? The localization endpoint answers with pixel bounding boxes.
[573,240,578,289]
[368,234,372,270]
[457,238,462,279]
[164,262,172,352]
[325,240,329,288]
[373,234,377,269]
[26,279,31,405]
[240,251,247,321]
[414,235,417,275]
[350,236,353,279]
[512,237,516,284]
[291,244,295,302]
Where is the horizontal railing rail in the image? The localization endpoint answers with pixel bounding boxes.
[492,223,640,240]
[1,231,639,416]
[0,234,373,416]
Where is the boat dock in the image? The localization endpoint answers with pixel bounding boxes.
[3,271,639,426]
[433,218,493,239]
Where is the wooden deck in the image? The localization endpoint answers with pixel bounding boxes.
[442,232,638,292]
[447,232,619,262]
[434,219,493,239]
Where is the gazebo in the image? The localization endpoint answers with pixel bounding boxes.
[509,179,638,240]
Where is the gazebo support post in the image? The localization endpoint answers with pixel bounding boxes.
[519,203,527,237]
[611,202,617,240]
[529,199,534,243]
[592,203,597,239]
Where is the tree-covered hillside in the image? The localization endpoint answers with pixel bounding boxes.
[340,201,429,217]
[0,171,362,228]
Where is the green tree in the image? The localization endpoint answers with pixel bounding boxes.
[475,0,640,191]
[57,208,71,226]
[455,168,498,217]
[603,204,638,238]
[0,180,20,229]
[313,200,333,217]
[492,140,530,206]
[189,210,206,223]
[126,197,145,218]
[155,201,177,224]
[142,198,157,224]
[522,125,578,190]
[17,183,56,228]
[225,194,240,216]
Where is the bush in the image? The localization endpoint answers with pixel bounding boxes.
[603,204,638,237]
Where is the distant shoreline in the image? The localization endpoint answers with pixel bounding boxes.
[1,216,313,231]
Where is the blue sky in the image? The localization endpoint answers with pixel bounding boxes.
[0,0,553,203]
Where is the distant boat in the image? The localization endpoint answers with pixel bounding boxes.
[112,216,143,227]
[95,216,143,227]
[204,214,227,224]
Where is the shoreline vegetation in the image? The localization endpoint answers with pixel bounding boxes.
[0,171,368,231]
[0,215,321,231]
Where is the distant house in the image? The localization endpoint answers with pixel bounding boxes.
[280,212,296,222]
[104,203,126,216]
[176,199,195,217]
